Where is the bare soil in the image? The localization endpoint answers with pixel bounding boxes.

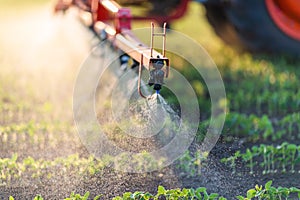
[0,4,299,200]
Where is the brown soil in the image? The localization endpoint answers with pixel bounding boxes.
[0,4,299,200]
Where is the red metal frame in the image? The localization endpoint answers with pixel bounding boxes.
[55,0,190,24]
[115,8,132,33]
[55,0,171,98]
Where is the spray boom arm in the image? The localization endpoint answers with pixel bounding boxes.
[55,0,170,98]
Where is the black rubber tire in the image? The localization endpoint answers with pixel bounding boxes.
[204,0,300,57]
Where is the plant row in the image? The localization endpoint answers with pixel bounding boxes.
[0,154,104,186]
[9,186,226,200]
[0,121,74,150]
[227,86,300,116]
[8,182,300,200]
[0,152,170,185]
[0,101,58,124]
[221,142,300,174]
[197,112,300,143]
[176,150,208,177]
[237,181,300,200]
[0,121,72,135]
[164,53,300,118]
[220,57,300,115]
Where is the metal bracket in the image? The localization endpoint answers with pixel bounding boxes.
[138,22,170,98]
[138,54,147,98]
[150,22,167,58]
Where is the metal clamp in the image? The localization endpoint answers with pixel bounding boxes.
[138,54,147,98]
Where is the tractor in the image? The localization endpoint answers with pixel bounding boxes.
[55,0,300,57]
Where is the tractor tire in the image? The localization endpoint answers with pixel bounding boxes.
[204,1,300,57]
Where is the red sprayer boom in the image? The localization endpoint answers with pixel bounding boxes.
[55,0,170,97]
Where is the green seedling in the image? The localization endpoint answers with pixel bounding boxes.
[286,144,297,173]
[277,142,288,173]
[113,186,227,200]
[177,150,208,177]
[222,142,300,175]
[65,192,101,200]
[236,180,300,200]
[221,151,240,174]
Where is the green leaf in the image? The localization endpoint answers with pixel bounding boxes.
[265,181,272,190]
[289,187,300,193]
[188,188,195,197]
[157,185,166,195]
[83,192,90,200]
[287,144,297,150]
[209,193,219,199]
[181,188,189,197]
[196,187,207,193]
[203,191,209,200]
[246,189,256,199]
[93,195,102,200]
[255,185,262,191]
[144,192,154,199]
[195,190,202,199]
[236,196,245,200]
[11,153,18,162]
[33,195,44,200]
[112,197,122,200]
[123,192,132,199]
[268,187,276,194]
[220,158,228,163]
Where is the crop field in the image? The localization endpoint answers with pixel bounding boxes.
[1,0,300,199]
